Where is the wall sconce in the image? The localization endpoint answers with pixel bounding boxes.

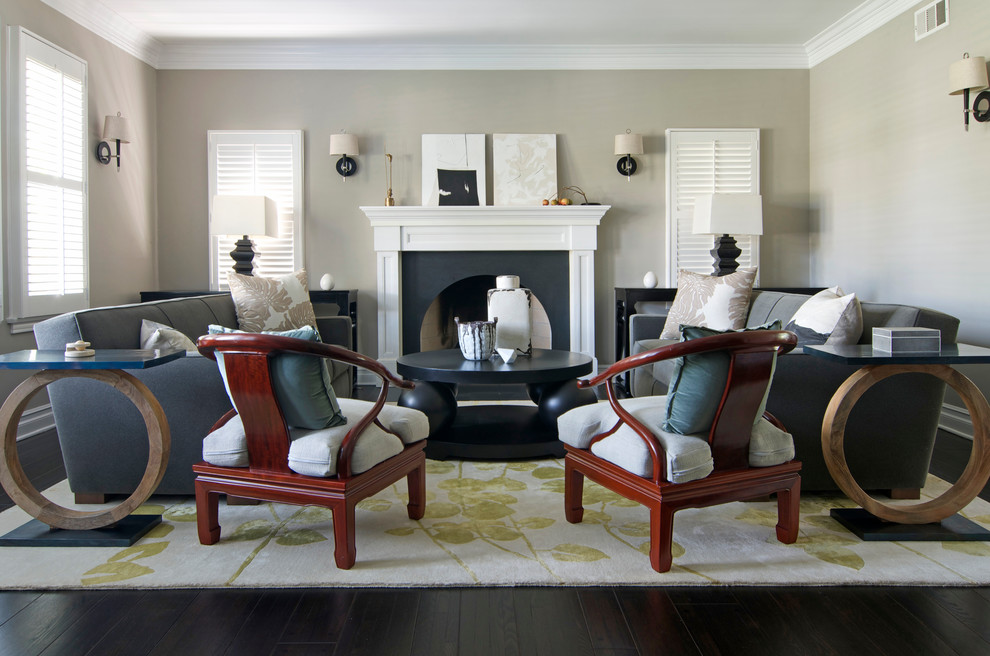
[95,112,131,170]
[614,129,643,181]
[949,53,989,131]
[211,195,279,276]
[329,132,359,178]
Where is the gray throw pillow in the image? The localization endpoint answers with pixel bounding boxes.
[208,324,346,430]
[663,321,781,435]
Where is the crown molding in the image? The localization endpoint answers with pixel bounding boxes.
[805,0,919,68]
[157,43,809,70]
[38,0,162,67]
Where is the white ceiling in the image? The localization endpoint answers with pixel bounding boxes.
[42,0,921,69]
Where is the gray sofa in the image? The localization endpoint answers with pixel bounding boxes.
[628,289,959,493]
[33,294,352,500]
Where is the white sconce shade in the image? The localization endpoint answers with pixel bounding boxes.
[614,132,643,156]
[692,193,763,236]
[211,195,279,238]
[102,113,131,143]
[949,54,988,94]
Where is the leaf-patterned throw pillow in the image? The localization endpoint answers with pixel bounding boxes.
[227,269,317,333]
[659,268,758,340]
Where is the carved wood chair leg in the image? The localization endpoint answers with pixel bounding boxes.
[406,462,426,520]
[333,501,357,569]
[564,459,585,523]
[195,483,221,545]
[650,503,676,573]
[775,477,801,544]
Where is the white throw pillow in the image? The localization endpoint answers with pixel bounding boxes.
[139,319,198,353]
[659,268,758,340]
[784,286,863,346]
[227,269,318,333]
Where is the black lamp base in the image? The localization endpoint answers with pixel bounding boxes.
[230,236,256,276]
[711,233,741,276]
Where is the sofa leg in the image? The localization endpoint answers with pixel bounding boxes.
[75,492,106,504]
[889,488,921,500]
[226,495,261,506]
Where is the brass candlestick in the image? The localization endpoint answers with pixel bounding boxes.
[384,149,395,206]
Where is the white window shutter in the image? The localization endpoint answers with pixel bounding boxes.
[6,28,89,321]
[208,131,303,289]
[665,129,760,286]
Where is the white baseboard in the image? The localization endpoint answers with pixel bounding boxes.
[939,402,974,441]
[16,404,55,442]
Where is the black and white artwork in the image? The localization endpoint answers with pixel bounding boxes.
[422,134,486,206]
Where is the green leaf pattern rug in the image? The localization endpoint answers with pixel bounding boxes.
[2,461,989,589]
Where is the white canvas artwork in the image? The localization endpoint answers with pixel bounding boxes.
[421,134,486,206]
[493,134,557,206]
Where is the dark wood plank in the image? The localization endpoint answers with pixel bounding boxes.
[280,589,355,644]
[147,590,261,656]
[513,588,594,656]
[614,588,699,656]
[37,591,152,656]
[223,589,305,656]
[731,588,856,656]
[576,589,636,652]
[0,591,40,626]
[889,586,990,650]
[674,590,784,656]
[459,588,520,656]
[332,589,419,656]
[0,591,106,656]
[409,589,460,656]
[80,590,197,656]
[272,646,333,656]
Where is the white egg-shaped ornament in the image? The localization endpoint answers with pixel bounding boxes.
[642,271,658,288]
[319,273,335,291]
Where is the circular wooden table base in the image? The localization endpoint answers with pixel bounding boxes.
[823,364,990,524]
[0,369,170,530]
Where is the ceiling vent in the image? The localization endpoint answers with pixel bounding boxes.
[915,0,949,41]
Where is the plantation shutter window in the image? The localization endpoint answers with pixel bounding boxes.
[6,28,89,321]
[208,130,303,289]
[665,129,760,285]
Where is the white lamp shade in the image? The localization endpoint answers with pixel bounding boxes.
[211,195,279,238]
[949,55,989,95]
[692,193,763,236]
[329,133,359,155]
[614,132,643,155]
[102,114,131,143]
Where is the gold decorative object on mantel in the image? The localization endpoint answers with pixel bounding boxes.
[384,147,395,206]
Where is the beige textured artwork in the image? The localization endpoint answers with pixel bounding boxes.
[2,451,990,588]
[493,134,557,206]
[227,269,317,332]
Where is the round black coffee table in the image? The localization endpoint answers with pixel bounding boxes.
[396,349,596,459]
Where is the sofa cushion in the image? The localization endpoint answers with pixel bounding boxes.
[659,268,757,339]
[140,319,198,353]
[208,324,346,430]
[227,269,317,333]
[663,322,781,435]
[784,286,862,346]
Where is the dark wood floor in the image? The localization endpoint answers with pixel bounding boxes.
[2,388,989,656]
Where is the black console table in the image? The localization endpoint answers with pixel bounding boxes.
[139,289,358,354]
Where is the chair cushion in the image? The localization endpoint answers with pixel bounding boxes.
[139,319,198,353]
[784,285,862,346]
[558,397,793,482]
[663,321,781,435]
[227,269,318,333]
[208,324,346,430]
[659,267,757,340]
[201,400,428,477]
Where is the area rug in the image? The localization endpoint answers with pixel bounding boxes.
[2,460,989,589]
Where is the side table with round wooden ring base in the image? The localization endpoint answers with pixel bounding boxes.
[0,349,184,547]
[807,344,990,541]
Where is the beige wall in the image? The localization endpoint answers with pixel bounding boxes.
[156,69,811,362]
[810,0,990,403]
[0,0,157,402]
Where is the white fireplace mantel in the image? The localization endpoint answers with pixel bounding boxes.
[361,205,610,373]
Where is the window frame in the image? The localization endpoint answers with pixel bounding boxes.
[5,26,89,322]
[207,130,304,291]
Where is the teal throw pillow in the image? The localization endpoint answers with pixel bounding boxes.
[663,321,782,435]
[208,324,347,430]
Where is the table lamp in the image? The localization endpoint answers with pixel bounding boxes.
[692,193,763,276]
[210,195,279,276]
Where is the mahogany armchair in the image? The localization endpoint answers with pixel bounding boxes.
[194,333,428,569]
[558,329,801,573]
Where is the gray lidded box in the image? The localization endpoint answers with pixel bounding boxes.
[872,326,941,353]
